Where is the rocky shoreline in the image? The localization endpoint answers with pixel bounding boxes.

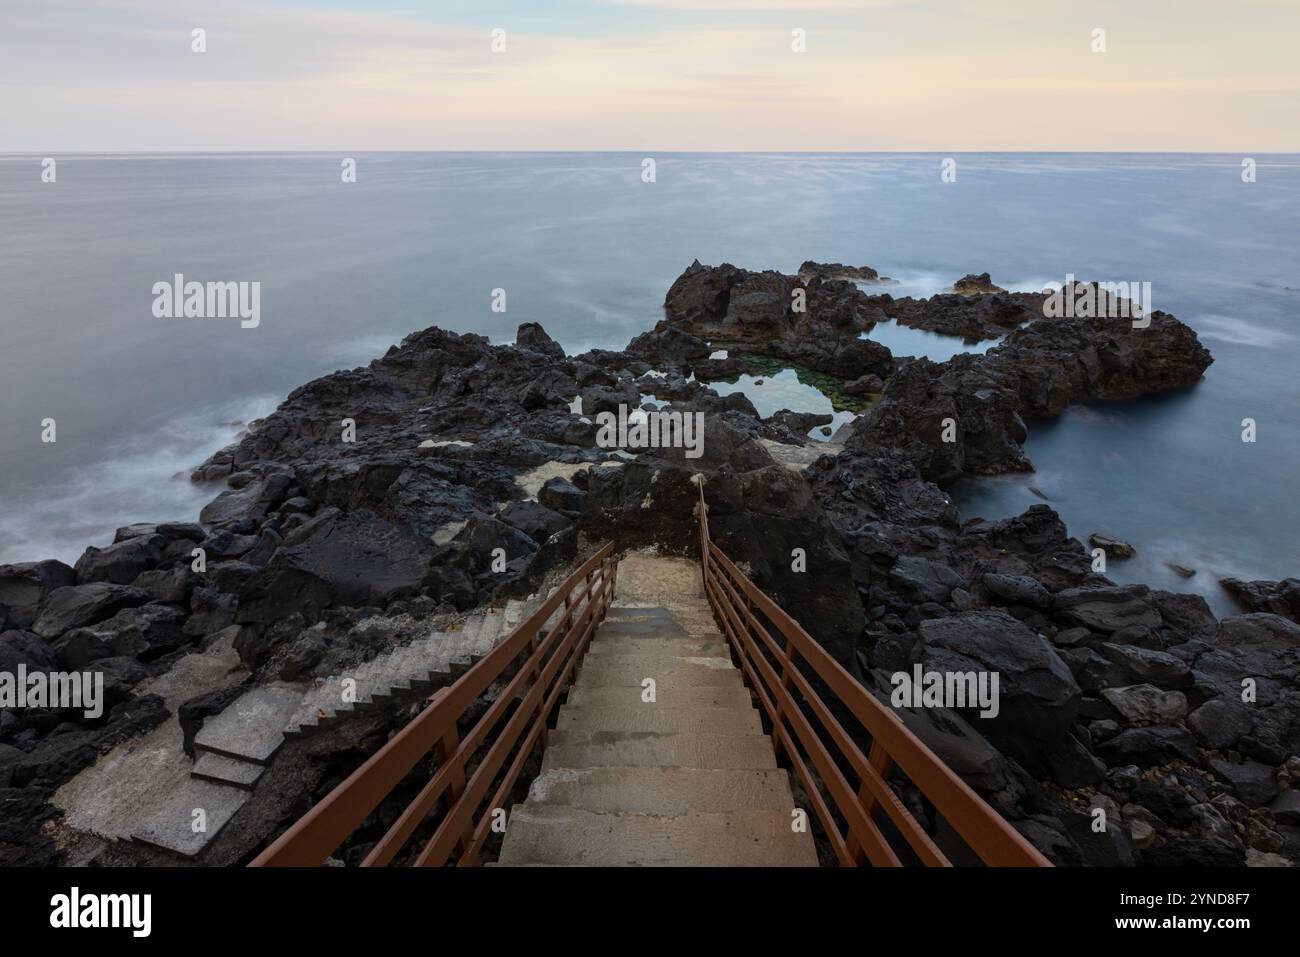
[2,260,1297,867]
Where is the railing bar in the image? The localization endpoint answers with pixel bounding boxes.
[362,568,609,866]
[708,559,937,866]
[458,582,608,865]
[412,583,607,866]
[250,543,614,867]
[705,538,1045,867]
[708,568,946,864]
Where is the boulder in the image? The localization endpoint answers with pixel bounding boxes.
[1053,585,1162,634]
[74,533,164,584]
[1187,697,1255,750]
[538,477,586,514]
[1208,759,1281,808]
[178,684,248,758]
[131,567,201,605]
[1088,533,1135,559]
[260,508,433,607]
[0,561,76,628]
[982,573,1051,610]
[1098,642,1193,689]
[889,557,965,604]
[96,603,190,660]
[1220,577,1300,623]
[910,611,1080,756]
[515,322,565,359]
[199,471,291,527]
[31,584,149,640]
[498,500,573,545]
[1101,684,1189,726]
[0,629,61,674]
[1096,725,1200,767]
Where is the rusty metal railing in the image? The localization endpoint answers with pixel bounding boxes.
[695,480,1049,867]
[250,542,617,867]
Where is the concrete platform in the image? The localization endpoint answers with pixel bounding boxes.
[192,751,265,790]
[193,684,303,764]
[130,777,249,857]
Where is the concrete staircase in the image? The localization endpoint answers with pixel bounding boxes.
[498,590,818,866]
[187,596,547,794]
[280,597,542,741]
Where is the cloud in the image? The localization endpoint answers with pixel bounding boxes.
[2,0,1298,150]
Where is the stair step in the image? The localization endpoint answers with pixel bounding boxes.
[193,685,302,764]
[588,636,729,657]
[130,778,249,858]
[498,805,817,867]
[526,766,796,814]
[595,620,691,640]
[543,730,778,771]
[556,704,762,735]
[577,650,736,673]
[576,658,747,688]
[566,683,752,709]
[191,751,265,790]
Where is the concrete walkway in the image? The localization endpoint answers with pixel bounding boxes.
[498,554,817,866]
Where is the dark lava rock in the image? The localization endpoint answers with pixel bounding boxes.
[6,693,167,789]
[515,321,565,359]
[498,500,573,545]
[1096,725,1201,767]
[846,354,1030,485]
[31,583,149,640]
[199,471,291,527]
[95,603,191,659]
[1207,759,1280,807]
[261,508,434,607]
[1220,577,1300,623]
[1088,532,1135,559]
[1098,642,1193,689]
[48,629,113,670]
[910,611,1080,758]
[1053,584,1162,634]
[952,272,1006,295]
[799,260,882,282]
[178,685,248,758]
[1186,697,1255,750]
[1143,835,1246,867]
[0,561,77,629]
[0,629,61,674]
[73,533,163,585]
[982,573,1051,610]
[131,566,201,605]
[538,477,585,514]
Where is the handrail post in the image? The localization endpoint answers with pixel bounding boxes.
[435,725,469,857]
[692,476,1050,868]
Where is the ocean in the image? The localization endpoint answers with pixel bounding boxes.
[1,152,1296,614]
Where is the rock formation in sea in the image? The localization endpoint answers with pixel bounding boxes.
[2,259,1295,868]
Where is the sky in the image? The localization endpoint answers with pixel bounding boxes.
[2,0,1298,152]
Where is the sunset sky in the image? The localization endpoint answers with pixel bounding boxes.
[3,0,1298,151]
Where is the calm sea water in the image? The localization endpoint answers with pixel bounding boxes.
[1,153,1296,614]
